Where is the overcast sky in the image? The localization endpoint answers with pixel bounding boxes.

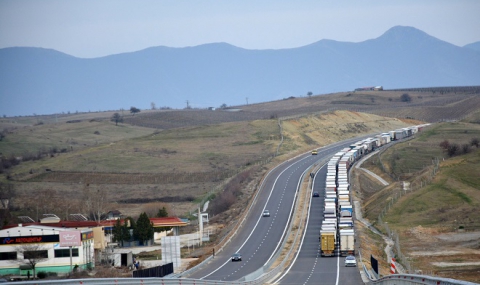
[1,0,480,58]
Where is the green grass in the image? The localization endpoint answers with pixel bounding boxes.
[361,122,480,231]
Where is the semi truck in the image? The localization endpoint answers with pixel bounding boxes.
[339,229,355,256]
[320,230,336,257]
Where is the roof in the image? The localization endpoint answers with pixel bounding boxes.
[0,225,92,237]
[149,217,188,227]
[1,217,187,230]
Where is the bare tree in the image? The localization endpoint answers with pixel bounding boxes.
[0,182,15,226]
[141,202,172,218]
[150,102,156,110]
[14,244,49,279]
[82,184,108,222]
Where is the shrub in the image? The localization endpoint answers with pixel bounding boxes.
[400,93,412,102]
[37,271,47,279]
[447,143,459,157]
[471,138,479,148]
[439,140,450,150]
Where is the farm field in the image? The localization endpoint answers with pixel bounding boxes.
[0,108,411,221]
[1,88,480,282]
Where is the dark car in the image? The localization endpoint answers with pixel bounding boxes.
[313,191,319,197]
[231,253,242,262]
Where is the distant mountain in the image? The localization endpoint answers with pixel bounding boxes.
[1,26,480,117]
[464,41,480,52]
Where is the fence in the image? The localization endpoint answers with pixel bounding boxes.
[132,263,173,278]
[376,156,440,274]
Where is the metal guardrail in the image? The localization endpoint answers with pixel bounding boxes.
[5,278,254,285]
[367,274,479,285]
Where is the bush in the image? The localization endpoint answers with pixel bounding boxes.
[462,144,471,154]
[471,138,479,148]
[400,93,412,102]
[439,140,450,150]
[447,143,459,157]
[37,271,47,279]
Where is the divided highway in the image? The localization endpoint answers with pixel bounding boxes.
[187,137,366,283]
[275,164,363,285]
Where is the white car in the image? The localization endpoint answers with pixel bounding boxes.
[262,210,270,217]
[345,255,357,267]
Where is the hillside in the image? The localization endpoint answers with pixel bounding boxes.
[0,109,413,219]
[1,88,480,282]
[1,26,480,117]
[354,122,480,283]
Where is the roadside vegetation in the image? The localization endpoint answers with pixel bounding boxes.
[356,122,480,283]
[1,88,479,281]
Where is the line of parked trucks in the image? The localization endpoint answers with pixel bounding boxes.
[319,124,430,257]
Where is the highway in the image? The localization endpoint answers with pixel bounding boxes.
[188,137,365,283]
[275,163,363,285]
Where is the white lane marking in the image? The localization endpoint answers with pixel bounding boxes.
[273,162,328,284]
[200,154,313,279]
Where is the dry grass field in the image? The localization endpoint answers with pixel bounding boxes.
[355,122,480,283]
[1,88,480,281]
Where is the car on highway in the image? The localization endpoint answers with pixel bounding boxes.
[345,255,357,267]
[231,253,242,262]
[311,150,318,155]
[262,210,270,217]
[313,191,319,197]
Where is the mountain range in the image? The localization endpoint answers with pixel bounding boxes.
[1,25,480,117]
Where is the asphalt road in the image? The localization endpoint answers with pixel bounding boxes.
[276,163,363,285]
[188,137,367,283]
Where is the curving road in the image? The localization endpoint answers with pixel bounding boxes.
[188,137,366,283]
[275,163,363,285]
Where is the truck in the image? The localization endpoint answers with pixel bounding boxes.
[320,230,336,257]
[339,229,355,256]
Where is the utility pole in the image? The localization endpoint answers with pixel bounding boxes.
[246,97,249,105]
[186,100,190,109]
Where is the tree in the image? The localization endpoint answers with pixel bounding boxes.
[134,212,154,245]
[307,91,313,98]
[0,182,15,226]
[220,103,227,109]
[111,113,123,126]
[112,218,132,247]
[15,244,49,279]
[150,102,156,110]
[400,93,412,102]
[156,207,168,217]
[130,107,141,115]
[82,184,107,223]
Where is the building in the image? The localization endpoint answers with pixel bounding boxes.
[0,225,94,277]
[0,217,187,277]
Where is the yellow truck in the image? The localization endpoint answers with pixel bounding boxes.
[320,230,336,257]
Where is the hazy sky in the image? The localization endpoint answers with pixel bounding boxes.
[1,0,480,58]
